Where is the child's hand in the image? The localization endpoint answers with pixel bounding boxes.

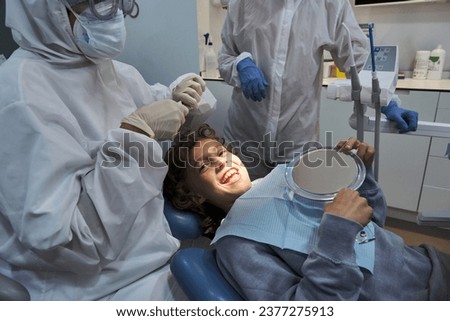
[335,137,375,168]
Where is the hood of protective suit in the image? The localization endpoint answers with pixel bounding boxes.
[5,0,87,65]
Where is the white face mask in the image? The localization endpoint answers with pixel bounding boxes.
[72,7,126,60]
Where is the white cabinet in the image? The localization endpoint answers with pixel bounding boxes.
[418,92,450,213]
[320,89,439,216]
[319,92,355,146]
[368,91,437,213]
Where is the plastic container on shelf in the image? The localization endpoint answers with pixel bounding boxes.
[427,44,446,80]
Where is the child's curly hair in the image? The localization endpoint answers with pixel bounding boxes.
[164,124,228,237]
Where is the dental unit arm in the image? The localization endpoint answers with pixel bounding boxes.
[327,24,450,227]
[328,23,389,180]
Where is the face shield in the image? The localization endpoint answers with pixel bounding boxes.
[65,0,139,20]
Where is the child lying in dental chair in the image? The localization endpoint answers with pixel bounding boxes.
[164,124,450,301]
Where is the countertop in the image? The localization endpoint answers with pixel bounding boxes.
[204,76,450,92]
[323,77,450,92]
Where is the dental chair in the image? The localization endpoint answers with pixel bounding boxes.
[164,201,203,240]
[163,200,243,300]
[171,247,243,301]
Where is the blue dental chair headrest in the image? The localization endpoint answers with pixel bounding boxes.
[164,201,203,240]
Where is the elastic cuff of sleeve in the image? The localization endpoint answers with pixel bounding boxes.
[235,52,253,70]
[231,52,252,86]
[316,214,363,262]
[120,117,155,138]
[390,94,401,105]
[235,52,253,65]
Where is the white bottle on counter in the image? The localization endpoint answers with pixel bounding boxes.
[204,41,219,78]
[412,50,430,80]
[427,44,446,80]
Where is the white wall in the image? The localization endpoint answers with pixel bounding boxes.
[119,1,450,85]
[202,1,450,76]
[352,2,450,74]
[118,0,199,86]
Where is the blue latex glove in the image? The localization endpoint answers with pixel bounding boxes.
[381,100,418,133]
[237,57,268,102]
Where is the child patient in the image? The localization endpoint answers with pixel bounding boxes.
[164,124,449,301]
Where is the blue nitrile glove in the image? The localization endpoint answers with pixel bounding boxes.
[237,57,268,102]
[381,100,418,133]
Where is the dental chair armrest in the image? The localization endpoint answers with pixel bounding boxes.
[170,247,243,301]
[0,273,30,301]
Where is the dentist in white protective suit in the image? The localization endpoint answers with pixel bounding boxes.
[0,0,208,300]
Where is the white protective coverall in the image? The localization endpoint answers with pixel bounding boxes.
[0,0,185,300]
[219,0,369,177]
